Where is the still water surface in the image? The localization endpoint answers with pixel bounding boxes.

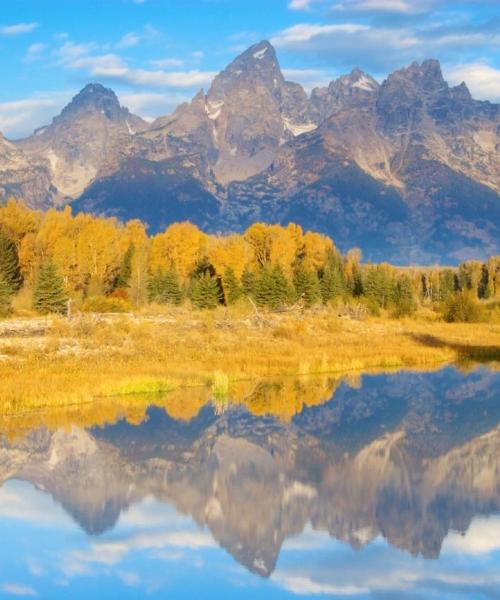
[0,367,499,599]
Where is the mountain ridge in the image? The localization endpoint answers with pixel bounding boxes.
[0,40,499,263]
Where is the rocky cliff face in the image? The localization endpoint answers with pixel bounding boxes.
[1,42,499,262]
[0,133,55,208]
[16,83,147,202]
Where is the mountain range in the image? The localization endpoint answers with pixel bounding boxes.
[1,40,499,264]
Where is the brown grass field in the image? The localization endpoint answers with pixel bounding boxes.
[0,304,498,412]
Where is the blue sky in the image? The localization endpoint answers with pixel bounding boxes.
[0,0,499,138]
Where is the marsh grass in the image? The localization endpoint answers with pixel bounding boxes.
[0,305,498,408]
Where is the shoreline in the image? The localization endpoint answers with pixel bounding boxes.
[0,308,499,408]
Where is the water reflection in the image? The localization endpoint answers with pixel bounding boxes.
[0,366,499,599]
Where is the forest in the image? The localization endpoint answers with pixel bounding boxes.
[0,198,498,322]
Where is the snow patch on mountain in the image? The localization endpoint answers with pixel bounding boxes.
[283,118,317,137]
[253,47,268,60]
[353,75,377,91]
[206,100,224,121]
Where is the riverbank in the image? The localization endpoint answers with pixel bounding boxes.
[0,306,499,408]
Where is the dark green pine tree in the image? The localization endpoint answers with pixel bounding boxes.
[255,265,292,309]
[222,266,241,305]
[114,244,135,289]
[320,266,344,303]
[190,273,221,309]
[241,266,256,297]
[364,267,394,308]
[254,268,274,308]
[32,259,68,315]
[0,230,21,293]
[436,269,456,302]
[272,265,293,308]
[293,264,321,306]
[0,274,13,317]
[147,269,163,302]
[160,270,183,305]
[393,275,417,317]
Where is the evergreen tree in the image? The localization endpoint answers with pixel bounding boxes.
[160,270,183,305]
[32,259,68,315]
[393,275,417,317]
[0,230,21,292]
[346,259,363,297]
[190,273,221,309]
[147,269,163,302]
[0,274,13,317]
[254,268,274,308]
[293,264,321,306]
[241,266,256,297]
[364,266,395,308]
[114,244,135,289]
[438,269,456,301]
[222,267,241,305]
[255,265,292,309]
[271,265,293,308]
[320,266,344,303]
[320,253,345,303]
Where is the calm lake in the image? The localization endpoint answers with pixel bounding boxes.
[0,366,499,599]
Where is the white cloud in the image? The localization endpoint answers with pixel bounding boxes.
[120,91,190,119]
[288,0,315,10]
[0,584,37,597]
[0,22,38,36]
[272,23,370,45]
[117,571,140,587]
[116,32,141,49]
[282,68,335,91]
[150,57,185,69]
[446,62,500,102]
[57,41,96,63]
[56,40,215,90]
[116,69,217,88]
[0,480,72,524]
[443,517,500,555]
[332,0,433,13]
[273,573,368,596]
[62,528,215,578]
[24,43,47,63]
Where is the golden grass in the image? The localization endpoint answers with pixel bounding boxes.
[0,305,498,410]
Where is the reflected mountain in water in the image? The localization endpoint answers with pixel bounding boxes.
[0,367,499,578]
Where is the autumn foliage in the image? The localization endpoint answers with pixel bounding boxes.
[0,198,499,318]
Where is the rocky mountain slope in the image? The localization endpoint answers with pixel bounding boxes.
[1,41,499,263]
[16,83,147,202]
[0,133,55,208]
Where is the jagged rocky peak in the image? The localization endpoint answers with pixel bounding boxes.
[208,40,284,100]
[333,68,379,93]
[14,82,147,201]
[57,83,128,123]
[381,58,448,98]
[451,81,473,102]
[200,40,314,183]
[310,67,379,122]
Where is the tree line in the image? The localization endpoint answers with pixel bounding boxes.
[0,199,498,317]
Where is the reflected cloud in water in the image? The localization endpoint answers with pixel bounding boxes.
[0,366,499,599]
